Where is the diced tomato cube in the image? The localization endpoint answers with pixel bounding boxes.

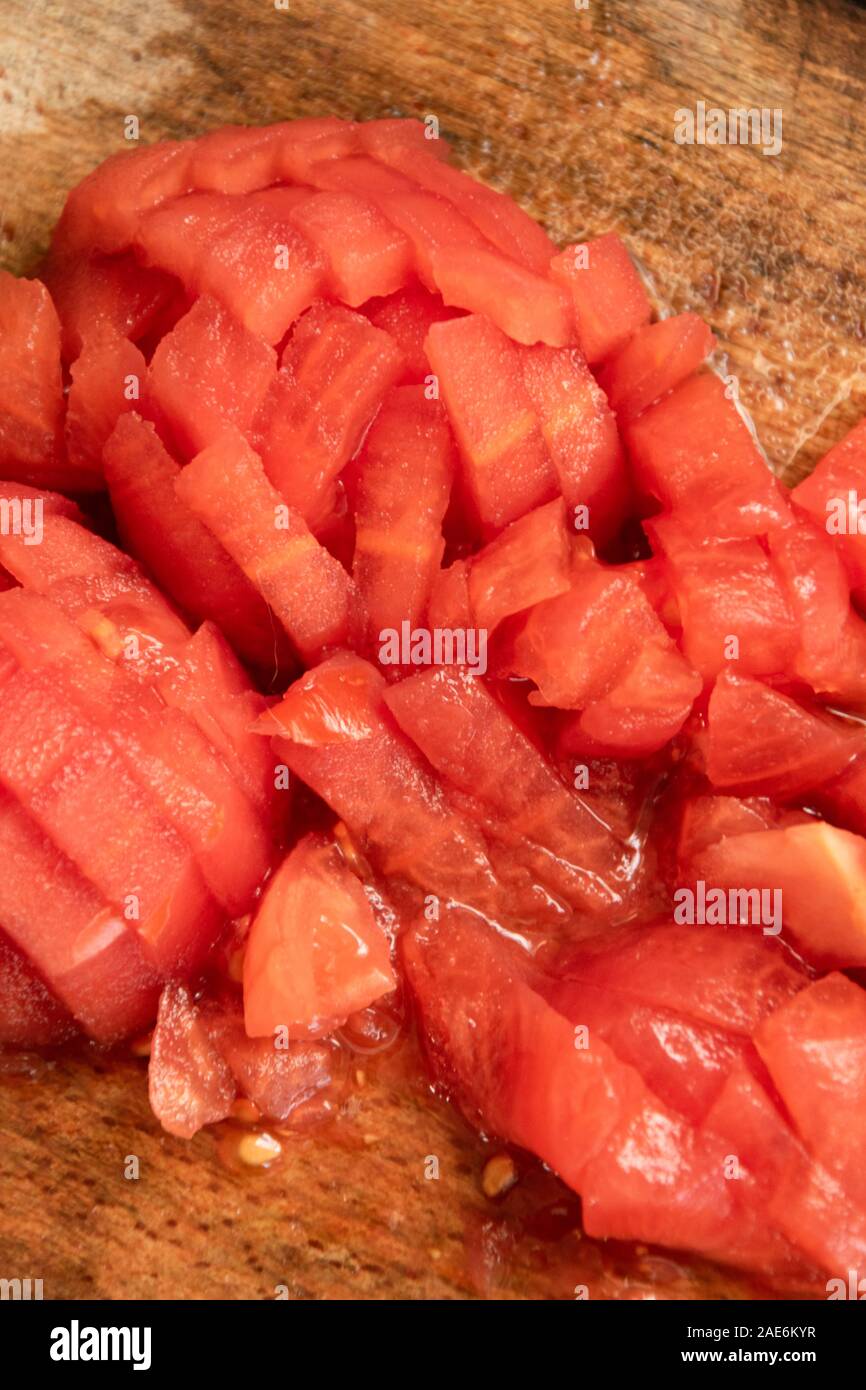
[51,140,194,257]
[0,928,76,1047]
[0,272,69,490]
[703,672,857,798]
[244,834,395,1040]
[383,664,626,915]
[308,156,490,287]
[756,974,866,1213]
[647,522,797,680]
[467,498,572,634]
[365,284,457,383]
[510,553,700,753]
[41,250,179,362]
[0,652,222,975]
[430,245,573,346]
[252,302,404,530]
[625,373,790,536]
[519,343,628,544]
[550,233,651,364]
[65,331,145,478]
[144,296,276,460]
[104,412,291,673]
[425,314,557,533]
[792,416,866,606]
[285,190,412,306]
[357,118,451,164]
[351,386,454,653]
[259,653,513,923]
[0,785,160,1041]
[271,116,360,181]
[176,428,351,662]
[365,142,556,273]
[137,189,326,344]
[0,587,274,918]
[689,821,866,969]
[156,623,282,833]
[596,312,716,423]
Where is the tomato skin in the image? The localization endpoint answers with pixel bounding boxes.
[596,312,716,423]
[243,834,395,1041]
[550,233,651,364]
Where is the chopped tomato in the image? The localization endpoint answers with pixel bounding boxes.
[596,312,716,423]
[549,233,651,364]
[244,834,395,1040]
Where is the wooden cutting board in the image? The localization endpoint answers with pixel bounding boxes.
[0,0,864,1300]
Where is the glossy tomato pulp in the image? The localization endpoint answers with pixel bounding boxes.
[1,117,866,1296]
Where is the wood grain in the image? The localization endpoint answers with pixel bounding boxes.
[0,0,864,1299]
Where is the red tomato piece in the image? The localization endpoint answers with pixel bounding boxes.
[756,974,866,1213]
[792,416,866,606]
[425,314,557,533]
[404,909,784,1274]
[203,992,333,1122]
[550,233,651,364]
[252,301,404,530]
[176,428,352,662]
[519,342,628,545]
[467,497,572,635]
[647,522,798,680]
[365,284,457,382]
[357,117,451,164]
[0,785,160,1042]
[259,653,515,923]
[51,140,194,257]
[65,331,145,479]
[430,245,573,346]
[155,623,282,833]
[596,312,716,423]
[0,928,76,1047]
[365,142,556,273]
[285,190,413,306]
[689,821,866,970]
[144,296,276,460]
[552,921,806,1037]
[351,386,454,653]
[148,981,236,1139]
[703,672,858,798]
[137,189,326,344]
[308,156,490,287]
[0,650,222,976]
[104,413,291,673]
[244,834,395,1040]
[625,374,790,536]
[0,272,69,490]
[427,557,473,633]
[41,250,179,363]
[383,665,627,916]
[0,587,274,919]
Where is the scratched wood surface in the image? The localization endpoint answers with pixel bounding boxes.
[0,0,863,1300]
